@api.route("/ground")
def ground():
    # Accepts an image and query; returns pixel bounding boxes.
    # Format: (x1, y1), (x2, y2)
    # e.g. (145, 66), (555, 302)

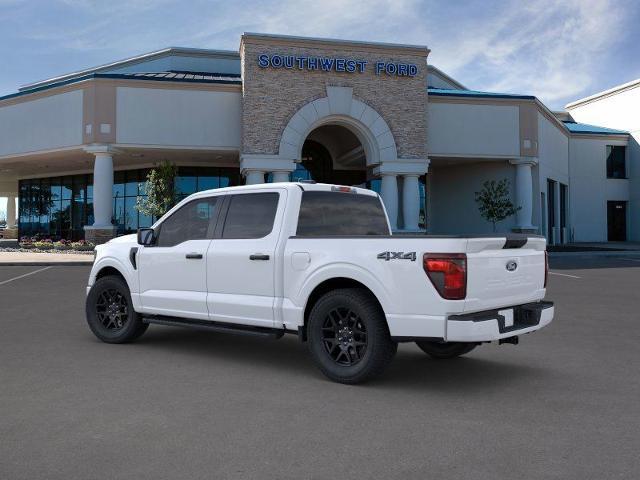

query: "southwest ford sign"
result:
(257, 54), (418, 77)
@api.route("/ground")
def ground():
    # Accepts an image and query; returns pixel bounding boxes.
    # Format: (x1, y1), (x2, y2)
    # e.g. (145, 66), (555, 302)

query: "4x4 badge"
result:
(377, 251), (417, 262)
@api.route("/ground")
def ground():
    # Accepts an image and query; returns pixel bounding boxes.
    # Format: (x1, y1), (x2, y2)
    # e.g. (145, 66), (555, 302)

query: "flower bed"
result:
(13, 236), (96, 255)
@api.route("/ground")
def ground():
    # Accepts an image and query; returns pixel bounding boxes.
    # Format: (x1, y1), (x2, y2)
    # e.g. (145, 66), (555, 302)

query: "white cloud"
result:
(426, 0), (631, 107)
(2, 0), (635, 108)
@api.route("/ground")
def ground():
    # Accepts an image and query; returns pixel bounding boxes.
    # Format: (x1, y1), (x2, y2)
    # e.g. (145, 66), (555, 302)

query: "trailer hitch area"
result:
(499, 336), (519, 345)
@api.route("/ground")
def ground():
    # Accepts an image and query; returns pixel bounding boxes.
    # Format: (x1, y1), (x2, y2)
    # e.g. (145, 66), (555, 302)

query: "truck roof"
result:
(190, 182), (380, 198)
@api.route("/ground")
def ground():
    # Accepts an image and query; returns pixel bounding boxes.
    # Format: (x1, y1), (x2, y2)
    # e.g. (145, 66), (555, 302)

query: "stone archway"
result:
(278, 86), (398, 166)
(240, 85), (429, 231)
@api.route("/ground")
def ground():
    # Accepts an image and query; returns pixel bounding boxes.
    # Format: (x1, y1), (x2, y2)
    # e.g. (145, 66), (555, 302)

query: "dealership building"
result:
(0, 33), (637, 243)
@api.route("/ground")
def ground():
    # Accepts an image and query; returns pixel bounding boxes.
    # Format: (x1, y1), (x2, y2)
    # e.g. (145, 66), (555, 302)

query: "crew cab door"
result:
(138, 196), (220, 320)
(206, 190), (285, 328)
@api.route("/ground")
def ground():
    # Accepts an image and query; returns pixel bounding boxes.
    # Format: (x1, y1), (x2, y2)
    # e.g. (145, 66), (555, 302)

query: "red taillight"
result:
(423, 253), (467, 300)
(544, 250), (549, 288)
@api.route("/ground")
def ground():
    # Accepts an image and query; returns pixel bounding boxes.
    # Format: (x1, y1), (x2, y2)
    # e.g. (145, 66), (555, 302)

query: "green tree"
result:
(474, 179), (520, 232)
(136, 161), (178, 218)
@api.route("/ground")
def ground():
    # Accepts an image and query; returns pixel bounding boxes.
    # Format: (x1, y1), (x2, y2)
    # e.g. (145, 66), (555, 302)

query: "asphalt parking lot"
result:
(1, 256), (639, 479)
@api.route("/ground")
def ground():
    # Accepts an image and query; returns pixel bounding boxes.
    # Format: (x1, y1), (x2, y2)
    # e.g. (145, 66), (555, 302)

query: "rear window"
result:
(296, 191), (390, 236)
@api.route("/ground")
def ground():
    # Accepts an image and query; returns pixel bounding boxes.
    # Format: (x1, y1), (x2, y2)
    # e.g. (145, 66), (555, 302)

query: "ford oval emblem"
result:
(506, 260), (518, 272)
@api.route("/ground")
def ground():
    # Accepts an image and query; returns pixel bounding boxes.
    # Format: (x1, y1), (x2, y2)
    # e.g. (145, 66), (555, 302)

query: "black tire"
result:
(86, 275), (148, 344)
(307, 288), (397, 384)
(415, 340), (477, 359)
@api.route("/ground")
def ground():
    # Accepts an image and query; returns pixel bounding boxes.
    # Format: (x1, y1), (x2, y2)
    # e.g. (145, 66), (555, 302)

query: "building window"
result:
(18, 166), (240, 241)
(606, 145), (626, 179)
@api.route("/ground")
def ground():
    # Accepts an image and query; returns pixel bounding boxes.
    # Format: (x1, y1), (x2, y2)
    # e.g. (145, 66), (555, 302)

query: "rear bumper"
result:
(445, 301), (554, 342)
(387, 301), (554, 342)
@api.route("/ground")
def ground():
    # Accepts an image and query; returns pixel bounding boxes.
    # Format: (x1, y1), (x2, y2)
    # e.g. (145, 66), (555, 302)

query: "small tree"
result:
(474, 179), (520, 232)
(136, 161), (178, 218)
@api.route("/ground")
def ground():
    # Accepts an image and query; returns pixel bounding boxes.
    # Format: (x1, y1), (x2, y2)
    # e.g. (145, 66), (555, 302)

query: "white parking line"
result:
(0, 266), (52, 286)
(549, 271), (581, 279)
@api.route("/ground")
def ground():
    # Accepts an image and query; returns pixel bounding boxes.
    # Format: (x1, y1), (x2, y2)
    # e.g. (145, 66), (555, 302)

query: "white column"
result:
(92, 151), (114, 227)
(510, 158), (537, 231)
(6, 195), (16, 228)
(402, 174), (421, 231)
(241, 154), (294, 186)
(271, 171), (290, 183)
(375, 159), (429, 232)
(380, 174), (398, 230)
(245, 170), (265, 185)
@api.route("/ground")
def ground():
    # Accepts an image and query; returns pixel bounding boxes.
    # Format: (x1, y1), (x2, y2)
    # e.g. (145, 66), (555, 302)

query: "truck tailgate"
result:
(464, 236), (546, 312)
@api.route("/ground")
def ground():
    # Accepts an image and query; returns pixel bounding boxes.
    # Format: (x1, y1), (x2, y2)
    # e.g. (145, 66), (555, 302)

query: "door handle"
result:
(249, 254), (270, 261)
(185, 253), (203, 259)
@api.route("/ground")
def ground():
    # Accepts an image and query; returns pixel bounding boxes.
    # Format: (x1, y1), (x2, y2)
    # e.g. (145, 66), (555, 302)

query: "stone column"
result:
(510, 157), (537, 232)
(271, 171), (290, 183)
(380, 174), (399, 230)
(6, 195), (16, 229)
(244, 170), (265, 185)
(402, 174), (421, 231)
(84, 145), (118, 244)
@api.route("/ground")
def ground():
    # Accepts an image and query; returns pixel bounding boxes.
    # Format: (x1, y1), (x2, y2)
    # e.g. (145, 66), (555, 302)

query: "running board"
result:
(142, 315), (284, 339)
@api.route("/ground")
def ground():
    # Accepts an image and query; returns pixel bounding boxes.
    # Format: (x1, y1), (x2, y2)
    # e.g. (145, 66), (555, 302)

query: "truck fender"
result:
(295, 262), (395, 316)
(90, 256), (138, 294)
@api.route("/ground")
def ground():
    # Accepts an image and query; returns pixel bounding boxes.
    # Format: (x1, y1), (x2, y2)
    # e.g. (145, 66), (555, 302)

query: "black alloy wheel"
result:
(321, 307), (368, 366)
(307, 288), (397, 384)
(95, 288), (129, 331)
(86, 275), (148, 343)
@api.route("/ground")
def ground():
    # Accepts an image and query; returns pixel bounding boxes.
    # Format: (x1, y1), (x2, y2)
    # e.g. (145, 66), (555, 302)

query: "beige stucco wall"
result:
(429, 161), (517, 234)
(427, 101), (520, 157)
(567, 86), (639, 241)
(0, 90), (83, 157)
(240, 36), (428, 160)
(115, 86), (242, 148)
(569, 136), (629, 241)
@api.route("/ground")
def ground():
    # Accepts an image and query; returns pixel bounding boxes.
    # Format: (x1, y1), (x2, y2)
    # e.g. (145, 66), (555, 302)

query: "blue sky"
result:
(1, 0), (640, 216)
(1, 0), (639, 108)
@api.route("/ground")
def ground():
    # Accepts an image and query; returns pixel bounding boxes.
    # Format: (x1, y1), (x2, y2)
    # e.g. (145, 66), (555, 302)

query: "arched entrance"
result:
(240, 86), (428, 231)
(293, 124), (372, 187)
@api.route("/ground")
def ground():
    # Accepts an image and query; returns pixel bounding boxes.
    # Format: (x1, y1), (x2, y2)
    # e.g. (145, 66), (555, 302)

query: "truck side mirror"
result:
(137, 228), (156, 246)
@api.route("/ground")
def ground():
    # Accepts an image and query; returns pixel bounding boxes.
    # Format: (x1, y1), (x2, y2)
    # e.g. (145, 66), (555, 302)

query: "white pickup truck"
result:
(86, 182), (553, 383)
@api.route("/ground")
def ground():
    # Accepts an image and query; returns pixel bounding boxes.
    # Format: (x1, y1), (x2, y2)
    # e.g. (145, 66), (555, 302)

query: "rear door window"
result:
(222, 193), (280, 239)
(296, 191), (390, 236)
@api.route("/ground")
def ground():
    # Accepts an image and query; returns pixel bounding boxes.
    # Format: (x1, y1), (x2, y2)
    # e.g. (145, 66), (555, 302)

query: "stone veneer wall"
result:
(84, 227), (117, 245)
(241, 37), (428, 160)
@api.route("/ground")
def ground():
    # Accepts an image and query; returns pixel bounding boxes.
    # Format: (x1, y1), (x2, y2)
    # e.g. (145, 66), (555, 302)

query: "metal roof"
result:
(562, 121), (628, 135)
(19, 47), (240, 92)
(121, 71), (241, 82)
(428, 87), (535, 100)
(0, 71), (241, 103)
